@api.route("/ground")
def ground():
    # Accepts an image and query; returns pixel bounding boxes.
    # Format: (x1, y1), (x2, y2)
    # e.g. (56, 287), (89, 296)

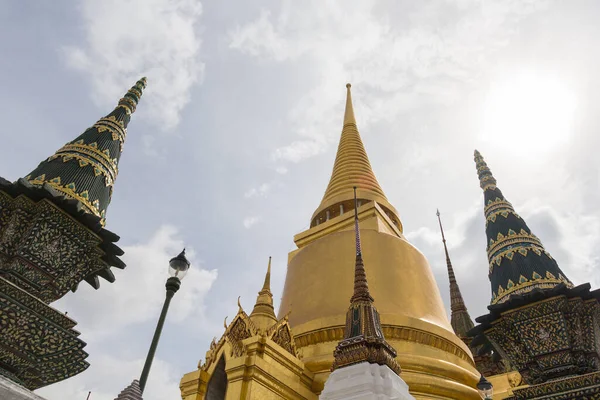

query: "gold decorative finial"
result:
(262, 256), (272, 291)
(237, 296), (242, 311)
(224, 316), (228, 329)
(343, 82), (356, 126)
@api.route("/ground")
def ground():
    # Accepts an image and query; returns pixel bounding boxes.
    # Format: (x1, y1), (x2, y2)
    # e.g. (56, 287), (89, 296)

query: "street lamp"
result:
(139, 249), (191, 393)
(477, 375), (493, 400)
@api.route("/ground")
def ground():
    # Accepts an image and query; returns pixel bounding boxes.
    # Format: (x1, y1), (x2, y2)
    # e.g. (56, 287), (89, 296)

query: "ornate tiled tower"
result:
(473, 150), (573, 303)
(469, 151), (600, 399)
(0, 78), (146, 390)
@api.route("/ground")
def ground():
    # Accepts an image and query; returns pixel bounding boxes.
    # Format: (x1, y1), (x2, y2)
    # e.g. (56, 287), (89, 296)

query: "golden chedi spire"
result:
(249, 256), (278, 332)
(311, 84), (401, 230)
(278, 84), (480, 398)
(331, 188), (401, 374)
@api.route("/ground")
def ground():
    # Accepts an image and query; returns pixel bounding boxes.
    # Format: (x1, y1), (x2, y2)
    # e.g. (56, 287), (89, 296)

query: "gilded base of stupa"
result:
(279, 202), (481, 399)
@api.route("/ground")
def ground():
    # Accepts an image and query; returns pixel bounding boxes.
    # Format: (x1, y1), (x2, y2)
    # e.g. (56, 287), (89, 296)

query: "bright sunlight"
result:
(481, 71), (577, 154)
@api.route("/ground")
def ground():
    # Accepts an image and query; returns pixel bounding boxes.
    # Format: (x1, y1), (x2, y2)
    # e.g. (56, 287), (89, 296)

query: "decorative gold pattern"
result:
(509, 370), (600, 399)
(0, 193), (108, 303)
(49, 141), (119, 186)
(484, 295), (600, 386)
(268, 318), (298, 357)
(28, 176), (103, 222)
(0, 277), (89, 390)
(494, 276), (572, 304)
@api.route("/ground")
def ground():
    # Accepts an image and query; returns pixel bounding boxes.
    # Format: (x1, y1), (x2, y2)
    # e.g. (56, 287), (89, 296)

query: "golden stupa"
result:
(180, 84), (481, 399)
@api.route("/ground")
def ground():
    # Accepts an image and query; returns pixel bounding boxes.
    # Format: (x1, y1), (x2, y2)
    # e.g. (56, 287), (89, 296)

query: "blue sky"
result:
(1, 1), (599, 399)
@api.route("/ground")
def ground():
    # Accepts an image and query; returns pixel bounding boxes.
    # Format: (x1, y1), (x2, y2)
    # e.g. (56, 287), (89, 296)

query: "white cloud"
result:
(51, 225), (218, 340)
(37, 355), (179, 400)
(275, 166), (288, 174)
(229, 0), (550, 164)
(243, 216), (261, 229)
(244, 183), (271, 198)
(36, 225), (217, 400)
(518, 200), (600, 287)
(63, 0), (204, 130)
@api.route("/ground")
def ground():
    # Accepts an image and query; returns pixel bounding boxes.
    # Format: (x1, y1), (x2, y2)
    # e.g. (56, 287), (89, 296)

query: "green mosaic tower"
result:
(470, 151), (600, 399)
(473, 150), (573, 304)
(0, 78), (146, 390)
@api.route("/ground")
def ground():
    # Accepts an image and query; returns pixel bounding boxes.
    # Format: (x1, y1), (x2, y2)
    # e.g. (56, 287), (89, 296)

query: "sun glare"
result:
(481, 71), (576, 155)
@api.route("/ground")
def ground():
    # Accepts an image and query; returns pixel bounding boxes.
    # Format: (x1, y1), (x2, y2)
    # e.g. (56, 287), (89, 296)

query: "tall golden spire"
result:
(331, 187), (401, 374)
(250, 257), (277, 331)
(311, 84), (401, 230)
(436, 210), (474, 338)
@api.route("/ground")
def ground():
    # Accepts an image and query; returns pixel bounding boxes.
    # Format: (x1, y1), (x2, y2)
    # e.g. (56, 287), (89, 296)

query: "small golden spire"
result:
(331, 187), (401, 374)
(262, 256), (272, 292)
(343, 83), (356, 126)
(249, 257), (278, 332)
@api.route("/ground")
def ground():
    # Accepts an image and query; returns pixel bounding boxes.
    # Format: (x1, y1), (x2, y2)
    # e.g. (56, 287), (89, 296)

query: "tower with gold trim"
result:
(0, 78), (146, 390)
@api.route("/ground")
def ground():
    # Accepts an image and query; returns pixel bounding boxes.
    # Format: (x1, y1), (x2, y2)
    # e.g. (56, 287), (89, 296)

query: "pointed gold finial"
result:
(237, 296), (242, 311)
(223, 316), (228, 329)
(261, 256), (272, 291)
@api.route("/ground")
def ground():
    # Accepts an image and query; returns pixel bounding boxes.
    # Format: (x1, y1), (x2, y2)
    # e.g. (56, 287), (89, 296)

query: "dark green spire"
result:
(24, 77), (147, 226)
(473, 150), (573, 304)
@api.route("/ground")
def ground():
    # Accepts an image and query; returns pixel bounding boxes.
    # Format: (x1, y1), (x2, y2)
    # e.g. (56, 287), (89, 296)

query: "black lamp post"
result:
(138, 249), (190, 393)
(477, 374), (493, 400)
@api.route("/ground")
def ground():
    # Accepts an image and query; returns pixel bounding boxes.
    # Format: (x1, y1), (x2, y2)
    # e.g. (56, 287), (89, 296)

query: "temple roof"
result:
(25, 77), (147, 227)
(436, 210), (474, 338)
(473, 150), (573, 305)
(311, 84), (401, 230)
(331, 187), (401, 374)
